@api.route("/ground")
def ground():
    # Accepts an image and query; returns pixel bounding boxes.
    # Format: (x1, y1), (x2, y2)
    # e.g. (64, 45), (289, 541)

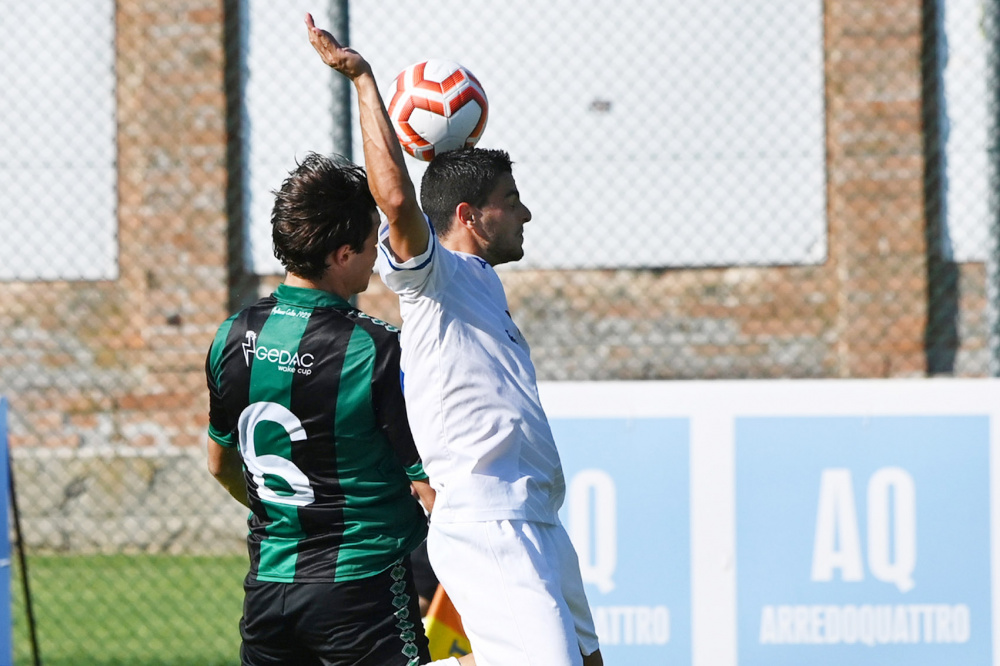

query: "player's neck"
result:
(442, 233), (495, 266)
(284, 272), (352, 301)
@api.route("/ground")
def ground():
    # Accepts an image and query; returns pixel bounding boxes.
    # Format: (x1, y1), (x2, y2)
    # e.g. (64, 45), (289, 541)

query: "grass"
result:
(11, 554), (246, 666)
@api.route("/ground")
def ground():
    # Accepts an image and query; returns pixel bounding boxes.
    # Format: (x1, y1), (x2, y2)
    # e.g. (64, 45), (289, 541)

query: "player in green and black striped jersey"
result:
(207, 285), (426, 583)
(206, 153), (437, 666)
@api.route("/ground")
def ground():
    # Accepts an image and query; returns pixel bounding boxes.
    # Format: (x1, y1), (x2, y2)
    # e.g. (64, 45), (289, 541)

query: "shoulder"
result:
(452, 252), (503, 296)
(349, 310), (400, 336)
(208, 308), (245, 354)
(344, 311), (403, 376)
(377, 218), (461, 295)
(455, 252), (492, 272)
(345, 310), (402, 354)
(214, 295), (277, 338)
(207, 295), (277, 357)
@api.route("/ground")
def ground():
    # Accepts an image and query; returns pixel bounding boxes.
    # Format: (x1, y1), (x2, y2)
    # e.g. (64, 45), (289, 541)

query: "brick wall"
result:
(0, 0), (991, 552)
(3, 0), (988, 448)
(1, 0), (229, 451)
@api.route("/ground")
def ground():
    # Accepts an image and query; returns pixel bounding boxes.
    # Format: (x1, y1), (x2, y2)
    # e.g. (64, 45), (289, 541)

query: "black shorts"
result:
(240, 557), (431, 666)
(410, 540), (439, 602)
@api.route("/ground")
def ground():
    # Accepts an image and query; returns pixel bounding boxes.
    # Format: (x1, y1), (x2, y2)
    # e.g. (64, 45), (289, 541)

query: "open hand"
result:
(305, 12), (371, 80)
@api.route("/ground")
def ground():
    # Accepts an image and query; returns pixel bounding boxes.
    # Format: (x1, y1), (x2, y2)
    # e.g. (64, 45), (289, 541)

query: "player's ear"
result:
(455, 202), (478, 232)
(329, 245), (353, 267)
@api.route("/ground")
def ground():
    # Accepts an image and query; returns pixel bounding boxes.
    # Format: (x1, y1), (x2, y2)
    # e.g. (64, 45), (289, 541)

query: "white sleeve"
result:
(375, 215), (451, 297)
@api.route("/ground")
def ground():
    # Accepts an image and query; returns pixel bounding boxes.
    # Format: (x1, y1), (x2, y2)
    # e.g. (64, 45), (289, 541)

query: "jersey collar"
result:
(273, 283), (352, 310)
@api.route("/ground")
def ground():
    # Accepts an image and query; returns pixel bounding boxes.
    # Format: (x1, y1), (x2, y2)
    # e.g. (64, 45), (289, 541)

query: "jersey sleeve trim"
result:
(378, 216), (436, 272)
(208, 422), (236, 448)
(403, 461), (429, 482)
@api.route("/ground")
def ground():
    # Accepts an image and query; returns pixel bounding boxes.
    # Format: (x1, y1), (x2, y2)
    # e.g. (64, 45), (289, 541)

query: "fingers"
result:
(305, 12), (325, 43)
(305, 12), (338, 52)
(306, 15), (331, 58)
(304, 11), (369, 78)
(305, 12), (328, 43)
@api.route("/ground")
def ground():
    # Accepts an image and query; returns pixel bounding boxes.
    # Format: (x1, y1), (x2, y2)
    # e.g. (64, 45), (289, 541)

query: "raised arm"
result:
(305, 13), (429, 262)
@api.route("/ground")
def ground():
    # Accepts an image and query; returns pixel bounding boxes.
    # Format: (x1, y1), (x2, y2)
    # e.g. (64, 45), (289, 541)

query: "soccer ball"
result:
(387, 60), (489, 162)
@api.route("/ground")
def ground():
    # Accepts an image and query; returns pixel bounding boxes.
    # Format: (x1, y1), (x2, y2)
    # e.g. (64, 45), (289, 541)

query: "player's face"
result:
(347, 214), (380, 294)
(475, 173), (532, 266)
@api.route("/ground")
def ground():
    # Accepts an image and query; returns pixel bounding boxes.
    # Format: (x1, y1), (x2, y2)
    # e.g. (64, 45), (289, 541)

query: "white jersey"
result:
(376, 218), (565, 524)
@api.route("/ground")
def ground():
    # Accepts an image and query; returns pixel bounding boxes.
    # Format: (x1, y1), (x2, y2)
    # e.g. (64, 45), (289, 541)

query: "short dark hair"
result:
(270, 152), (378, 281)
(420, 148), (513, 237)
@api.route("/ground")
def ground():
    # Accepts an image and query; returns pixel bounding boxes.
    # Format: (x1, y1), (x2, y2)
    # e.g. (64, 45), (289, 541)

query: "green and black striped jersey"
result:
(206, 284), (427, 583)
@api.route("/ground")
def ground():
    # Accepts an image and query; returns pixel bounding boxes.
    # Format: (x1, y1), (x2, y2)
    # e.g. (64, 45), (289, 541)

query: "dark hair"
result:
(270, 153), (378, 281)
(420, 148), (513, 237)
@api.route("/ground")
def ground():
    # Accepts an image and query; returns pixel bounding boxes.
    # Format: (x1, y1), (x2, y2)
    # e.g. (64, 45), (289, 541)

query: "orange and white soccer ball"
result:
(387, 60), (489, 162)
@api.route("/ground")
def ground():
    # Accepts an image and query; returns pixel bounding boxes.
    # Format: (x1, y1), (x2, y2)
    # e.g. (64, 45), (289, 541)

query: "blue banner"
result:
(735, 415), (992, 666)
(553, 417), (691, 664)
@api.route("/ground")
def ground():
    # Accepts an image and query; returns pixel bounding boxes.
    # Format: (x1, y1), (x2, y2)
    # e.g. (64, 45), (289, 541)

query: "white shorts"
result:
(427, 519), (600, 666)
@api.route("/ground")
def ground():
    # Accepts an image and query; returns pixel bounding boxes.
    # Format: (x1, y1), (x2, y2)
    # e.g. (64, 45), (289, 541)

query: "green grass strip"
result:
(11, 554), (245, 666)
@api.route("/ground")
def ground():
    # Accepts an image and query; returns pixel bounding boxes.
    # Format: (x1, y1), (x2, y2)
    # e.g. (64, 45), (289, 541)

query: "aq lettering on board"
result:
(734, 415), (992, 666)
(551, 417), (691, 664)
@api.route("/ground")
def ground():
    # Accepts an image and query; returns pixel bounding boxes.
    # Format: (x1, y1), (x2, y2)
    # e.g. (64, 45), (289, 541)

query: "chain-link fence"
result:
(0, 0), (997, 662)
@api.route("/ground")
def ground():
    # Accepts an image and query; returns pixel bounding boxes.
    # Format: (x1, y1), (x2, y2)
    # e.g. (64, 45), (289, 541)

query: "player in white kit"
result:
(307, 14), (603, 666)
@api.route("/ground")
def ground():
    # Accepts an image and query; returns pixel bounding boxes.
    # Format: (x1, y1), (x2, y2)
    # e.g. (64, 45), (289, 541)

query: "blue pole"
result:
(3, 399), (38, 665)
(0, 399), (11, 664)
